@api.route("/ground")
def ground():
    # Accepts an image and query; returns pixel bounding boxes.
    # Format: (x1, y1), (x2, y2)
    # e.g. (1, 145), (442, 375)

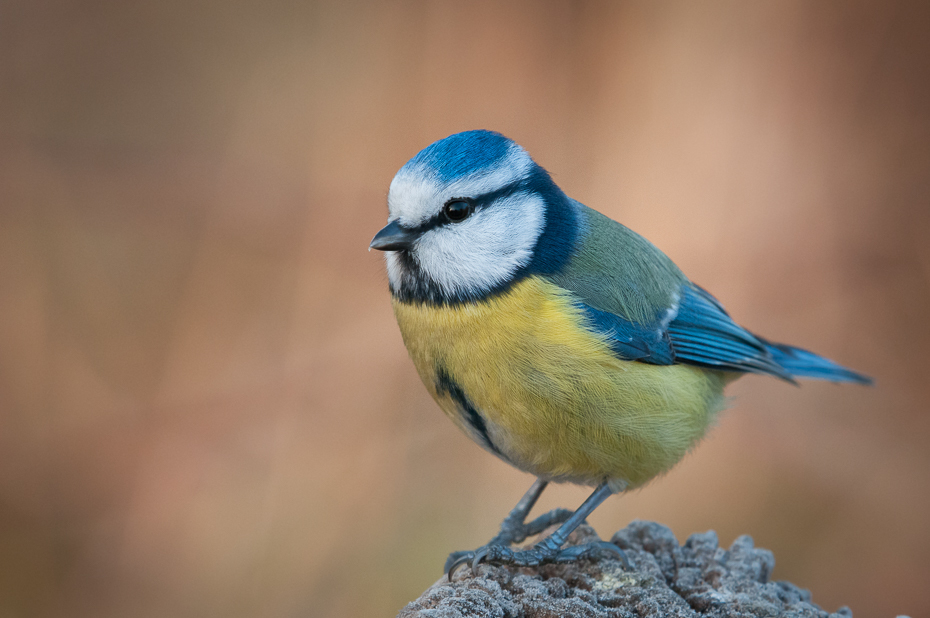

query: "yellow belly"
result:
(392, 276), (729, 489)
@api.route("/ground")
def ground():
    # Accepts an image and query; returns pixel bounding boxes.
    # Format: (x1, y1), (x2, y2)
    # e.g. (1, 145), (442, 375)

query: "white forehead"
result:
(387, 143), (534, 226)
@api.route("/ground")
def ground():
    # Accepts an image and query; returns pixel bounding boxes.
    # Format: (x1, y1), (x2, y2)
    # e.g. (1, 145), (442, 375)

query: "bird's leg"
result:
(445, 478), (574, 575)
(488, 479), (557, 546)
(468, 482), (629, 572)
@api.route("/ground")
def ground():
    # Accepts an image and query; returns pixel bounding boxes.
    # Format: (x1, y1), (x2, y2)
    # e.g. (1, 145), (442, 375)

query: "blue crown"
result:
(403, 130), (514, 182)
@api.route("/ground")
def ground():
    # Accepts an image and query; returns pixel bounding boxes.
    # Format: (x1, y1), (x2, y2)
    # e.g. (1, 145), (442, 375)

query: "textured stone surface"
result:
(397, 521), (854, 618)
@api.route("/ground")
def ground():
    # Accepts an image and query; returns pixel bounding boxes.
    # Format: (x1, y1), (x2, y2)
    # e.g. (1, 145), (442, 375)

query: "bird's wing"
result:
(567, 281), (793, 381)
(547, 201), (793, 380)
(664, 284), (793, 381)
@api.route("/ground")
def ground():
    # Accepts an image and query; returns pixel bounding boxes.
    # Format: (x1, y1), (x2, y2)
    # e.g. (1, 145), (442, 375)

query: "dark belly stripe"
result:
(435, 366), (505, 459)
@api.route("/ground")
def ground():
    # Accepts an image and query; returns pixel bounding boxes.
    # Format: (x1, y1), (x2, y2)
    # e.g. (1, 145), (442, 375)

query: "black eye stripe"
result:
(405, 178), (533, 236)
(470, 177), (533, 207)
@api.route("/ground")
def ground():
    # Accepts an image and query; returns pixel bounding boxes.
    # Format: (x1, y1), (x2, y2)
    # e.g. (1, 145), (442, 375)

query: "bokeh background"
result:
(2, 1), (929, 616)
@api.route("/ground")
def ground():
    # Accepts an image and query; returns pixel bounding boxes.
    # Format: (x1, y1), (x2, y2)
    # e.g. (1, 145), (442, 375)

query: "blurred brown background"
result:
(2, 1), (928, 616)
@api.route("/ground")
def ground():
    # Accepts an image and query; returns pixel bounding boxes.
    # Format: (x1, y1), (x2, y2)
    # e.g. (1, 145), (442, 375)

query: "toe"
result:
(555, 541), (630, 568)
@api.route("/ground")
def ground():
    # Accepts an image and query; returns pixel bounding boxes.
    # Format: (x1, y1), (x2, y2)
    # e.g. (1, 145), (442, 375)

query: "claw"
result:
(470, 546), (490, 574)
(595, 541), (631, 569)
(446, 553), (474, 580)
(444, 550), (471, 574)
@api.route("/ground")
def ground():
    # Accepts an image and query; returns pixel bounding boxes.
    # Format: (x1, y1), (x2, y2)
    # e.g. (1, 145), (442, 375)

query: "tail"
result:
(759, 338), (873, 385)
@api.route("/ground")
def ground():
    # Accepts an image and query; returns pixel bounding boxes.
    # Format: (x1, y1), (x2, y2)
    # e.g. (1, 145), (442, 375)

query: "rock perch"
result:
(398, 520), (855, 618)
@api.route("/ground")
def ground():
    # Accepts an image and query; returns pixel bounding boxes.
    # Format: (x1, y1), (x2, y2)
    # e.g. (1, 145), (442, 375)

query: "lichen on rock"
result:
(397, 521), (853, 618)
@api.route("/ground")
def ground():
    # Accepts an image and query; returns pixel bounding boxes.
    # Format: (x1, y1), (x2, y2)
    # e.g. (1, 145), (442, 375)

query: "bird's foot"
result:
(443, 507), (573, 574)
(446, 539), (628, 578)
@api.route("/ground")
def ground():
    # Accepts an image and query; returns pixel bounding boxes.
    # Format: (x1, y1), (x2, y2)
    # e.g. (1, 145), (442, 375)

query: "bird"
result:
(369, 129), (871, 576)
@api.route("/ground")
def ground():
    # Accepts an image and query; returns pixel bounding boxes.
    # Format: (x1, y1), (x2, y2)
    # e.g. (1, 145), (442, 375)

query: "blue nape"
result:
(404, 130), (512, 182)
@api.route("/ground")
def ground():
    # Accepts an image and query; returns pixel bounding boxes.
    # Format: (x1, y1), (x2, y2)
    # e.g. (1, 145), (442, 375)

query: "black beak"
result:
(370, 220), (418, 251)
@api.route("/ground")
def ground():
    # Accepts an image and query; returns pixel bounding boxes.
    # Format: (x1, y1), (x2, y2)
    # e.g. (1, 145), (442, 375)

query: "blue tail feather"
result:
(760, 339), (873, 385)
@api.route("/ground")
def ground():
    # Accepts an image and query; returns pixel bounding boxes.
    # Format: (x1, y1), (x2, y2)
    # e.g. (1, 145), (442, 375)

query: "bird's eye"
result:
(443, 200), (472, 223)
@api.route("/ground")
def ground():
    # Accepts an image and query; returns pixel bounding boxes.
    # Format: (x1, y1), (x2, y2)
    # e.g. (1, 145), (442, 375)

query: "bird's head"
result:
(371, 130), (576, 304)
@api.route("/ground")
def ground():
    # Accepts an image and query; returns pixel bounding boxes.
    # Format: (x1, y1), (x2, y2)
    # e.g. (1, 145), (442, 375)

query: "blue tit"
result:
(369, 130), (871, 574)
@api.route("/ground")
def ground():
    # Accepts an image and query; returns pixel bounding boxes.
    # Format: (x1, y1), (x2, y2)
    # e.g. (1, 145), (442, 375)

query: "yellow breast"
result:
(392, 276), (728, 489)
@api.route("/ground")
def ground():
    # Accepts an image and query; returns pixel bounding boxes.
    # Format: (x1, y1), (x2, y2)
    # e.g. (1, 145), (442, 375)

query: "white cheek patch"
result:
(385, 251), (405, 293)
(406, 194), (546, 299)
(387, 144), (534, 227)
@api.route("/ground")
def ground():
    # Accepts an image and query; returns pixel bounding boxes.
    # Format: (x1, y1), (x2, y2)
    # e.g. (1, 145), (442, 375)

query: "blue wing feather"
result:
(759, 338), (873, 385)
(577, 282), (870, 384)
(575, 281), (793, 379)
(577, 302), (674, 364)
(667, 285), (795, 381)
